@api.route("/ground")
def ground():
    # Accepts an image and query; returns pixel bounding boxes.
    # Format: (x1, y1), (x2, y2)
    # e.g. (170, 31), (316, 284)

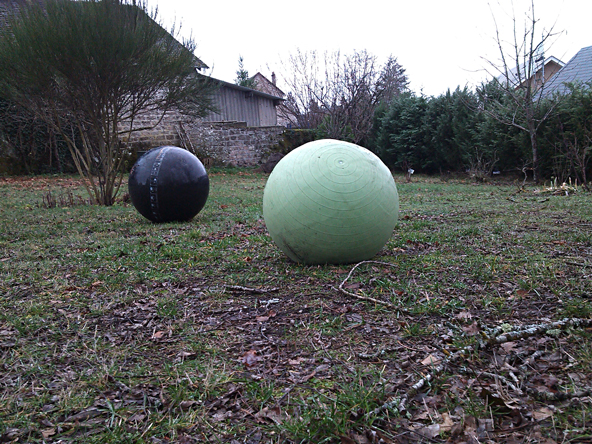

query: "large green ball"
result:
(263, 139), (399, 265)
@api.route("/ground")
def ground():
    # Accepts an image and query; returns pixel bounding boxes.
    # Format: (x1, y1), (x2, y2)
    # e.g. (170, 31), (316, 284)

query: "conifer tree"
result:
(235, 55), (256, 89)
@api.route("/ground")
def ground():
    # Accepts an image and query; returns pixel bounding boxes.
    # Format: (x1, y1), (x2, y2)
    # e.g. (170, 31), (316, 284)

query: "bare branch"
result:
(279, 50), (407, 144)
(477, 0), (564, 182)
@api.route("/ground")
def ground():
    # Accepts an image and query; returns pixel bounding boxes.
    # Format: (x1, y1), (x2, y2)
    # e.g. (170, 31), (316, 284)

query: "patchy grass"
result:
(0, 172), (591, 443)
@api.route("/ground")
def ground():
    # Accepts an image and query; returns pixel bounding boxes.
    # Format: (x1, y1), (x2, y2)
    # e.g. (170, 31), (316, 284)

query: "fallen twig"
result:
(367, 345), (475, 418)
(526, 386), (592, 401)
(357, 349), (389, 360)
(224, 285), (279, 294)
(484, 317), (592, 346)
(519, 350), (545, 371)
(367, 316), (592, 421)
(334, 284), (397, 308)
(334, 260), (405, 310)
(565, 261), (592, 268)
(460, 368), (524, 395)
(483, 370), (523, 394)
(397, 363), (445, 412)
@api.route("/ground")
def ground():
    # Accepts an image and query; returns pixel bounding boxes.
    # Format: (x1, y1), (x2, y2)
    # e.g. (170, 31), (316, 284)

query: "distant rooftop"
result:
(541, 46), (592, 97)
(499, 55), (565, 87)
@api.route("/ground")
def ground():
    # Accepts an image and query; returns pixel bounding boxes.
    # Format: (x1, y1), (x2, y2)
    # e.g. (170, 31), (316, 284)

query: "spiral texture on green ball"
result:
(263, 139), (399, 264)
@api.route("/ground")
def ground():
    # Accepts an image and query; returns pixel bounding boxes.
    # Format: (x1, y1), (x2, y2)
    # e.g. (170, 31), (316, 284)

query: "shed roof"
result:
(213, 77), (284, 103)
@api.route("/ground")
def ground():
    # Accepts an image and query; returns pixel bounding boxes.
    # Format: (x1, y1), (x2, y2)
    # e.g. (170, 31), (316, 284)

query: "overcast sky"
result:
(153, 0), (592, 97)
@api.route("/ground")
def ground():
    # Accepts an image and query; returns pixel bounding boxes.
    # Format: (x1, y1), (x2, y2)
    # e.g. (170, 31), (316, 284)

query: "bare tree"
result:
(468, 146), (500, 183)
(558, 136), (590, 190)
(0, 0), (216, 205)
(279, 50), (326, 130)
(280, 49), (407, 145)
(478, 0), (560, 183)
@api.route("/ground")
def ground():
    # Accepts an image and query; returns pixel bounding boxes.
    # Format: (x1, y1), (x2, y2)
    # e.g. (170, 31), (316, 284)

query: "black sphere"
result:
(128, 146), (209, 223)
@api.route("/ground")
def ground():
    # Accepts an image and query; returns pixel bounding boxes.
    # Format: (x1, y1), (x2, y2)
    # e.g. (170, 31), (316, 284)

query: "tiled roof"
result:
(542, 46), (592, 97)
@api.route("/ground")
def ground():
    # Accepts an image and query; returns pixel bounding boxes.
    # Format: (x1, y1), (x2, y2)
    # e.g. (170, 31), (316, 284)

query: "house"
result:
(251, 72), (284, 98)
(0, 0), (284, 128)
(128, 72), (285, 167)
(249, 72), (296, 127)
(249, 71), (304, 128)
(177, 77), (286, 167)
(0, 0), (286, 168)
(203, 78), (283, 127)
(527, 56), (564, 90)
(540, 46), (592, 97)
(500, 55), (565, 91)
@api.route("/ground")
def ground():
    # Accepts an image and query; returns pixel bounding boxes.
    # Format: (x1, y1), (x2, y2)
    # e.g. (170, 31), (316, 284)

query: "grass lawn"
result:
(0, 170), (591, 443)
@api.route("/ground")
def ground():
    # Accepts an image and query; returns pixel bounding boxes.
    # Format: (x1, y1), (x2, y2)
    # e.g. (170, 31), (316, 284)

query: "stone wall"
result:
(183, 121), (285, 167)
(126, 109), (182, 150)
(126, 109), (285, 167)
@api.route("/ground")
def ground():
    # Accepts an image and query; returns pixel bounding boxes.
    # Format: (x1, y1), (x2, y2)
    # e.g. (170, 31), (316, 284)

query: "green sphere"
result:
(263, 139), (399, 265)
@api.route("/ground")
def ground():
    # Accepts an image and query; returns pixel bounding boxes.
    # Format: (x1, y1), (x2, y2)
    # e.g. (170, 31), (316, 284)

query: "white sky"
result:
(152, 0), (592, 97)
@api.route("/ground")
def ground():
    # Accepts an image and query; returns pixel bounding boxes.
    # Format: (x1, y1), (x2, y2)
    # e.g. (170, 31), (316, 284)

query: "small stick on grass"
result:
(367, 345), (475, 418)
(526, 386), (592, 401)
(333, 260), (403, 309)
(224, 285), (279, 294)
(368, 317), (592, 420)
(485, 317), (592, 345)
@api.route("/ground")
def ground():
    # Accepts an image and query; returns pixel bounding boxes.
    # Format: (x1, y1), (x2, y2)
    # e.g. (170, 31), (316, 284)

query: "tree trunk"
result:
(530, 130), (539, 184)
(527, 107), (539, 184)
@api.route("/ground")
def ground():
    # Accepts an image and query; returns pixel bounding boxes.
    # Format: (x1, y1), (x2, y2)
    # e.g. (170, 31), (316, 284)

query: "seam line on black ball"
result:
(149, 146), (170, 222)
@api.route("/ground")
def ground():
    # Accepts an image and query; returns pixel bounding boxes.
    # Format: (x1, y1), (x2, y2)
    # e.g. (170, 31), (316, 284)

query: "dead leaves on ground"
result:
(2, 264), (592, 443)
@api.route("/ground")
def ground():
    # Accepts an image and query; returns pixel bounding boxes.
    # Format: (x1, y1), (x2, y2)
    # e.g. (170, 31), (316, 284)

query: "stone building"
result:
(127, 75), (285, 167)
(0, 0), (286, 168)
(250, 72), (295, 127)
